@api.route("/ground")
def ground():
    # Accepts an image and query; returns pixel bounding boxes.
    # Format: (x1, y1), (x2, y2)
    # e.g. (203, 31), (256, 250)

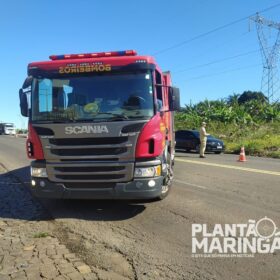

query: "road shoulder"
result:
(0, 164), (97, 280)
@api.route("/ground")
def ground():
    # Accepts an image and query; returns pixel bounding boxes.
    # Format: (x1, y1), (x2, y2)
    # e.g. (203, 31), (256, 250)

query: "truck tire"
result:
(157, 150), (173, 200)
(157, 175), (172, 200)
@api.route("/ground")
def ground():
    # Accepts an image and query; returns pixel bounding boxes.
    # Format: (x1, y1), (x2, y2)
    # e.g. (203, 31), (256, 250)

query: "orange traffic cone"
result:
(238, 146), (247, 162)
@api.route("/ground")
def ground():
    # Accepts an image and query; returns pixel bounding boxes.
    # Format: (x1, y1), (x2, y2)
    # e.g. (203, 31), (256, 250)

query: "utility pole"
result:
(250, 13), (280, 102)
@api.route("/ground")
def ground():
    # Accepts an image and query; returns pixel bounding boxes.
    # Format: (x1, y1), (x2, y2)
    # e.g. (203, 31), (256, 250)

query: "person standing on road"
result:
(199, 122), (209, 158)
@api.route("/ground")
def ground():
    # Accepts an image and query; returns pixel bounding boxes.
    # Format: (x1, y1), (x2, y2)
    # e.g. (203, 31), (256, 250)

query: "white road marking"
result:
(176, 158), (280, 176)
(173, 179), (207, 189)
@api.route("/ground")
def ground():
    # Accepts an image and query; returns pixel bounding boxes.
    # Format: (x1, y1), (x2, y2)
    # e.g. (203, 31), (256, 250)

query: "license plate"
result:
(217, 146), (222, 149)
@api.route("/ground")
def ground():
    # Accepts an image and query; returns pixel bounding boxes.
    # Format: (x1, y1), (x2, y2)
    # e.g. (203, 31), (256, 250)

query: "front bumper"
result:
(30, 176), (164, 199)
(30, 160), (164, 199)
(206, 145), (224, 152)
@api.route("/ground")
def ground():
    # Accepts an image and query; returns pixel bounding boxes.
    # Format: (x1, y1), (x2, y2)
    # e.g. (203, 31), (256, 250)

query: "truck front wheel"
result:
(157, 151), (173, 200)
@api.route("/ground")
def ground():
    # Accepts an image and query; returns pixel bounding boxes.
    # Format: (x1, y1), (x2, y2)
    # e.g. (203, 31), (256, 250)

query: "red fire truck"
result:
(19, 50), (180, 200)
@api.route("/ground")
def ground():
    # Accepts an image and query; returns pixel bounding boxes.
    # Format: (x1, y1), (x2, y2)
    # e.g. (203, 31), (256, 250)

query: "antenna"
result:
(250, 13), (280, 102)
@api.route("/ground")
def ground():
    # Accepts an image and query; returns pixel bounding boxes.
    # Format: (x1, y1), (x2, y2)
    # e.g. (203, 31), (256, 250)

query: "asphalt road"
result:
(0, 135), (279, 280)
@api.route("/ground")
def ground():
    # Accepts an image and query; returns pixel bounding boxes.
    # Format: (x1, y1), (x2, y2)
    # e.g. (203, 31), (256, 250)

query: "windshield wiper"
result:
(65, 116), (129, 123)
(126, 115), (151, 120)
(32, 119), (76, 123)
(70, 118), (104, 123)
(96, 112), (129, 121)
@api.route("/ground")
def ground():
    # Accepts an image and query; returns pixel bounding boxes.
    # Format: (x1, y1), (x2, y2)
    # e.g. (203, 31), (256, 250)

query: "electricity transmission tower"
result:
(250, 13), (280, 102)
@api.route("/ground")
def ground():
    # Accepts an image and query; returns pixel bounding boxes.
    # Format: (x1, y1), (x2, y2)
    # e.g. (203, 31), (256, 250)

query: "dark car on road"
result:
(175, 130), (224, 154)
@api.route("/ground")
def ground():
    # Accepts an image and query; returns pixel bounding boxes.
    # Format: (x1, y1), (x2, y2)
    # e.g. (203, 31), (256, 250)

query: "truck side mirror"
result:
(19, 89), (28, 117)
(22, 76), (33, 89)
(169, 87), (180, 111)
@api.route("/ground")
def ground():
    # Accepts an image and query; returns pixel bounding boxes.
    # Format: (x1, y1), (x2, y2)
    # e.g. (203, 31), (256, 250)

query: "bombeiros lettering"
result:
(59, 63), (111, 74)
(65, 125), (109, 134)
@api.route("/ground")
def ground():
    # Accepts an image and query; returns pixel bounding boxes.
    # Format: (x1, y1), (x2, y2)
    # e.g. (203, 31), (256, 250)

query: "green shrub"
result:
(176, 96), (280, 158)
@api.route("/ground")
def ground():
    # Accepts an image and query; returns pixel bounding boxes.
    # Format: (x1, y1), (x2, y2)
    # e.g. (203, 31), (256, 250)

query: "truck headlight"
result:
(31, 167), (48, 178)
(134, 165), (161, 178)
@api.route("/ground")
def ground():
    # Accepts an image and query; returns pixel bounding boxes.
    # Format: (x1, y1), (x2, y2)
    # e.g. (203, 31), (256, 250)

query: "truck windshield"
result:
(32, 71), (154, 122)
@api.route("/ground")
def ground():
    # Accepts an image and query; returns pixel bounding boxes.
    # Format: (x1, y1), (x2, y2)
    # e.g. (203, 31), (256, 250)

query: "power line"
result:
(171, 31), (252, 70)
(153, 2), (280, 56)
(185, 63), (262, 82)
(173, 48), (261, 74)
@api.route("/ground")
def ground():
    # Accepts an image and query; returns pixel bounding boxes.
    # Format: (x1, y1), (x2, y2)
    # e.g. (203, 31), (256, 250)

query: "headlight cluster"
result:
(31, 167), (48, 178)
(134, 165), (161, 178)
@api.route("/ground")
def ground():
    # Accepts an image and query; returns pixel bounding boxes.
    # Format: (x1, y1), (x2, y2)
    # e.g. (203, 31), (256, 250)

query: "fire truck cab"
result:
(19, 50), (180, 200)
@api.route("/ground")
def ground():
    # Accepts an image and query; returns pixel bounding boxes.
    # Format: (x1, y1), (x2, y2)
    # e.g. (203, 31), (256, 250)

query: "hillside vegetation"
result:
(175, 91), (280, 158)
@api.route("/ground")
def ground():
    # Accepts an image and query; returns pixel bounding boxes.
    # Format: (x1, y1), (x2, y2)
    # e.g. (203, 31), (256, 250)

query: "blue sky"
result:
(1, 0), (280, 128)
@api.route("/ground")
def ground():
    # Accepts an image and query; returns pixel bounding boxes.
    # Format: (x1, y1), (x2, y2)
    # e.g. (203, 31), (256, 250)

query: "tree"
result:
(227, 93), (240, 106)
(238, 91), (268, 104)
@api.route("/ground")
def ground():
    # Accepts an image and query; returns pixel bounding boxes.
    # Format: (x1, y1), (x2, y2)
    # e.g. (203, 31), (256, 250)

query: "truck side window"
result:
(155, 70), (163, 111)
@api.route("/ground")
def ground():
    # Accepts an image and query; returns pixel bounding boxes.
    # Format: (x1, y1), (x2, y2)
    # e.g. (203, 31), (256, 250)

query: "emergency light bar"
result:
(49, 50), (137, 60)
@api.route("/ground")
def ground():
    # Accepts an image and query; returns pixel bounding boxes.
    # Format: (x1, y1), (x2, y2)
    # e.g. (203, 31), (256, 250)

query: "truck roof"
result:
(28, 50), (161, 75)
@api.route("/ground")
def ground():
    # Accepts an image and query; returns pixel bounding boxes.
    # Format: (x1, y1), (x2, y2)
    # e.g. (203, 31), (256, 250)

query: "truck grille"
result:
(42, 134), (135, 183)
(45, 136), (131, 160)
(54, 166), (125, 172)
(46, 162), (134, 183)
(56, 174), (124, 180)
(63, 182), (116, 189)
(49, 137), (128, 146)
(51, 147), (127, 156)
(32, 120), (149, 185)
(60, 158), (119, 162)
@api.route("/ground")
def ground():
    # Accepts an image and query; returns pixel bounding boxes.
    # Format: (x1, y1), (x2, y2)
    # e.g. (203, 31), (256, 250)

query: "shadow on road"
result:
(45, 199), (146, 222)
(0, 166), (146, 222)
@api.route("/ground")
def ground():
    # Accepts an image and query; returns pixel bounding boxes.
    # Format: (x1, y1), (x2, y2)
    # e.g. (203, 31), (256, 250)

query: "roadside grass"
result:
(213, 123), (280, 158)
(224, 135), (280, 158)
(176, 121), (280, 158)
